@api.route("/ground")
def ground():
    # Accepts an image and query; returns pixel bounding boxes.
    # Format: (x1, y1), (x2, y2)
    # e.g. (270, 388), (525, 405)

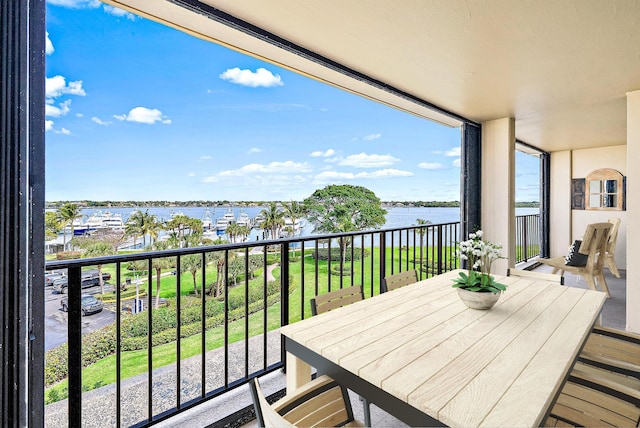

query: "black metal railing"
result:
(515, 213), (541, 264)
(44, 222), (460, 427)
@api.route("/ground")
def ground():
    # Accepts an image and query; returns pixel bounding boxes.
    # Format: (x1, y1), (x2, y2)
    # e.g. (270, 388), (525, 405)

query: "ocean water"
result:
(75, 205), (538, 234)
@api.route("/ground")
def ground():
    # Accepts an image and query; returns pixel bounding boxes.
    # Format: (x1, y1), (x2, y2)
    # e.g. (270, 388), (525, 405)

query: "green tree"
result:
(304, 185), (387, 265)
(181, 254), (202, 296)
(45, 211), (62, 241)
(283, 200), (306, 257)
(138, 210), (162, 247)
(57, 203), (83, 250)
(125, 210), (144, 249)
(148, 241), (175, 308)
(416, 218), (432, 263)
(259, 202), (285, 240)
(83, 242), (117, 295)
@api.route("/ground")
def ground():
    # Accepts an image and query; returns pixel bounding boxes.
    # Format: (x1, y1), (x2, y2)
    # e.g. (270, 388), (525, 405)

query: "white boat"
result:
(66, 210), (125, 235)
(236, 210), (251, 228)
(280, 217), (305, 237)
(201, 208), (214, 231)
(215, 208), (236, 234)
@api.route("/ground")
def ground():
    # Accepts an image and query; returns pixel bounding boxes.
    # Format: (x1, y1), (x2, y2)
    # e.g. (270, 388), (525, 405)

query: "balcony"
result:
(43, 214), (618, 427)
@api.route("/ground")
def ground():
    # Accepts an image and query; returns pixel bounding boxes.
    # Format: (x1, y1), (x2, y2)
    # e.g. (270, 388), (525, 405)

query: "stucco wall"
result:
(571, 145), (627, 268)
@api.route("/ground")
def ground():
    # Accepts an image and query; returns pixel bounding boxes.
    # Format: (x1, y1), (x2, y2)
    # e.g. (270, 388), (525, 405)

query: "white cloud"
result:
(452, 158), (461, 167)
(91, 116), (111, 126)
(203, 161), (312, 183)
(313, 168), (412, 183)
(418, 162), (443, 170)
(219, 67), (283, 88)
(188, 172), (196, 177)
(337, 153), (398, 168)
(103, 5), (135, 20)
(45, 120), (54, 131)
(46, 75), (86, 98)
(118, 107), (170, 125)
(199, 155), (212, 160)
(45, 99), (72, 117)
(445, 147), (461, 157)
(46, 0), (101, 8)
(46, 32), (55, 55)
(362, 133), (382, 141)
(248, 148), (262, 154)
(310, 149), (335, 157)
(56, 128), (72, 135)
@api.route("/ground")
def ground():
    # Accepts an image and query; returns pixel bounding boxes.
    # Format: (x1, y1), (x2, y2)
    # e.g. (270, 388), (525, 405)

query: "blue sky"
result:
(45, 0), (540, 202)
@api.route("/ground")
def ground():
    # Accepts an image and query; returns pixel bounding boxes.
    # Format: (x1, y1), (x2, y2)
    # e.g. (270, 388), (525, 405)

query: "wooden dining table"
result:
(280, 269), (607, 427)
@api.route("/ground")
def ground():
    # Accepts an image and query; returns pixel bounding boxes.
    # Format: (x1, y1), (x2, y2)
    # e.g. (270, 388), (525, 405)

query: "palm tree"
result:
(260, 202), (285, 240)
(416, 218), (432, 265)
(125, 210), (145, 249)
(181, 254), (202, 296)
(237, 224), (251, 242)
(283, 200), (306, 257)
(84, 242), (116, 295)
(148, 241), (175, 308)
(226, 222), (240, 243)
(57, 203), (83, 250)
(138, 210), (161, 247)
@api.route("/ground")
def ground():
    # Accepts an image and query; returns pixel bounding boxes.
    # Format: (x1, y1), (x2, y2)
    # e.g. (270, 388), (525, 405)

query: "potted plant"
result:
(452, 230), (506, 309)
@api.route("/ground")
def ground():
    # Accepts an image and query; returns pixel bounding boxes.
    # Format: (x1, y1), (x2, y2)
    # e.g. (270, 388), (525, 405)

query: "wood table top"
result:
(281, 269), (607, 427)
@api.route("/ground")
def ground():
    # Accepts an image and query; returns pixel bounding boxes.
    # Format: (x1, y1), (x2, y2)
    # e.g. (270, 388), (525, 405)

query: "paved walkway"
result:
(44, 329), (283, 427)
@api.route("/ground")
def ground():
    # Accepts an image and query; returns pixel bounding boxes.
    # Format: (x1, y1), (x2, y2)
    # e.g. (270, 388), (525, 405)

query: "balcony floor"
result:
(531, 265), (626, 330)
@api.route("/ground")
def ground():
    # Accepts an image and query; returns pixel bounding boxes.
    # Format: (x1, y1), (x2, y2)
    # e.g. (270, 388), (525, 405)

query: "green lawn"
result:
(45, 244), (463, 401)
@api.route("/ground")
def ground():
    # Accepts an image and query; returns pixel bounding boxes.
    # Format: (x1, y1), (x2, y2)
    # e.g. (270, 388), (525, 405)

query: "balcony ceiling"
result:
(106, 0), (640, 152)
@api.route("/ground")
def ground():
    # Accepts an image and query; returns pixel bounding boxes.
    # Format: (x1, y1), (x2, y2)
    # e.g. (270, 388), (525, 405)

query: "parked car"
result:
(60, 294), (104, 316)
(51, 270), (109, 294)
(44, 271), (65, 287)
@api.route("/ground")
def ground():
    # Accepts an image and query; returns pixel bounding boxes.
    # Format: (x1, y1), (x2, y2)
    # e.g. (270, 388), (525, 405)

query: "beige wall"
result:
(627, 90), (640, 333)
(549, 151), (572, 257)
(481, 117), (515, 275)
(571, 145), (627, 268)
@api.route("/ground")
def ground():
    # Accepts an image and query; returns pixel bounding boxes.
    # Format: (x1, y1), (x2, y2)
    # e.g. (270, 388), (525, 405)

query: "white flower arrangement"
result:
(452, 230), (506, 294)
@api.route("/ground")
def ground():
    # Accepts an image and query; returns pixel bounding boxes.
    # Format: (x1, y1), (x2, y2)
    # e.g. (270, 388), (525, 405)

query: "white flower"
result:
(475, 230), (483, 237)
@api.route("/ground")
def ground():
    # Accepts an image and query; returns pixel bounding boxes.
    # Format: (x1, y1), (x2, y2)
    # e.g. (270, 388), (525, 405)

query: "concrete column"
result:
(481, 117), (515, 275)
(549, 151), (572, 256)
(626, 90), (640, 333)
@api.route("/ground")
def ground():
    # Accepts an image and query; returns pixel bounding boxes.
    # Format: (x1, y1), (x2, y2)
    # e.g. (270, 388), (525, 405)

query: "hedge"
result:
(44, 281), (283, 387)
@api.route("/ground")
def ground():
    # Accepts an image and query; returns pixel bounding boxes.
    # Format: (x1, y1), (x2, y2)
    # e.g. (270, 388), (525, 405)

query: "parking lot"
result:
(44, 283), (116, 351)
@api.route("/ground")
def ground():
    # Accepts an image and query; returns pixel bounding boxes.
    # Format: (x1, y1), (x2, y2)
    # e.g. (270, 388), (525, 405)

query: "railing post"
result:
(379, 231), (387, 294)
(280, 242), (290, 369)
(67, 266), (83, 427)
(437, 225), (443, 275)
(523, 216), (529, 262)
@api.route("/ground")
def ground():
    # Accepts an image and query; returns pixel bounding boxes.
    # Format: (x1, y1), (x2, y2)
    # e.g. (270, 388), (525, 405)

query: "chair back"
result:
(506, 268), (564, 285)
(249, 375), (355, 428)
(606, 217), (621, 256)
(382, 269), (418, 292)
(578, 222), (613, 274)
(310, 285), (363, 315)
(249, 378), (294, 428)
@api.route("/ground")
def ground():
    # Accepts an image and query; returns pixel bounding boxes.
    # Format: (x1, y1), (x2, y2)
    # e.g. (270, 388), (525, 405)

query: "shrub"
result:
(56, 251), (81, 260)
(44, 286), (284, 388)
